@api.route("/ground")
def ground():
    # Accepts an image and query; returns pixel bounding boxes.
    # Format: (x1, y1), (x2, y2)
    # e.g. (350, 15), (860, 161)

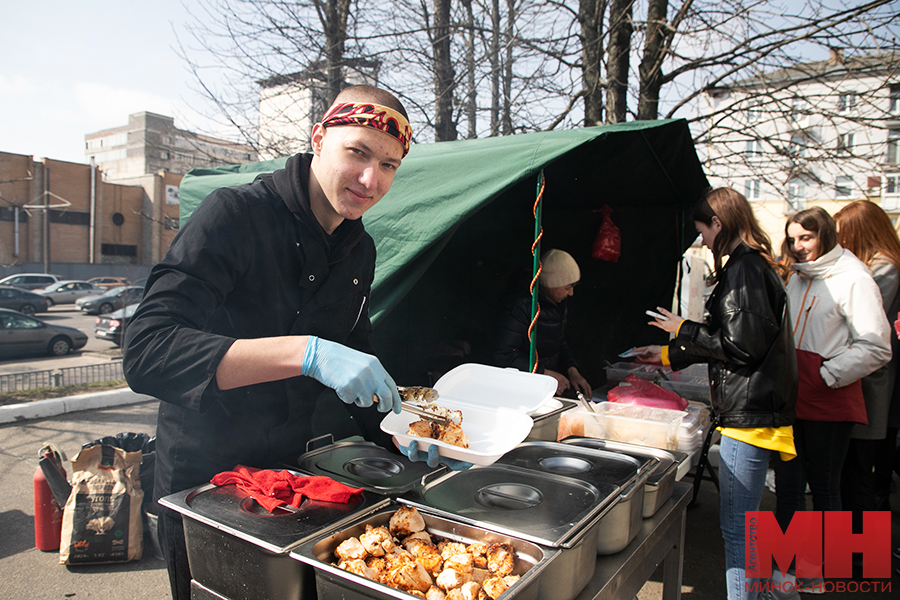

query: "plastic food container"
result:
(381, 364), (557, 466)
(606, 362), (711, 403)
(561, 404), (686, 451)
(604, 361), (669, 384)
(291, 502), (558, 600)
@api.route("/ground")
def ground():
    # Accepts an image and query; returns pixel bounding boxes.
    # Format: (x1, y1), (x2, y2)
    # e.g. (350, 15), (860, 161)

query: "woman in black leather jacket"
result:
(637, 188), (798, 600)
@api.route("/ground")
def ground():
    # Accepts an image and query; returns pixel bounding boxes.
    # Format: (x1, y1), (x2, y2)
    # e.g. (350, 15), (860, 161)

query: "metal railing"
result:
(0, 361), (125, 394)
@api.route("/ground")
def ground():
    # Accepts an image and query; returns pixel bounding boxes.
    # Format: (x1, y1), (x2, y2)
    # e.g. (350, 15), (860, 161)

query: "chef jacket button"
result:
(353, 278), (359, 285)
(309, 275), (315, 282)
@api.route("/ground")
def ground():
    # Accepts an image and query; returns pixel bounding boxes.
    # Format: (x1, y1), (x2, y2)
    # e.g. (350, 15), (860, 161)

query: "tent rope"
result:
(528, 170), (545, 373)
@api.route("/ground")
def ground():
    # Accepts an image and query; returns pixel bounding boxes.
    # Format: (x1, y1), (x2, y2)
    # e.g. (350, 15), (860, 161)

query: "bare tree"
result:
(605, 0), (633, 123)
(578, 0), (608, 127)
(174, 0), (898, 168)
(433, 0), (459, 141)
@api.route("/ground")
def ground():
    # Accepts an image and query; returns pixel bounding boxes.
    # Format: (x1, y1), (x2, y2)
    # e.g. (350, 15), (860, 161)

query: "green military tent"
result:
(179, 119), (709, 388)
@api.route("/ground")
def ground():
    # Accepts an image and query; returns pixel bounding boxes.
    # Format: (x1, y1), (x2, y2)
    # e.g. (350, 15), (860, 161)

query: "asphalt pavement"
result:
(1, 395), (899, 599)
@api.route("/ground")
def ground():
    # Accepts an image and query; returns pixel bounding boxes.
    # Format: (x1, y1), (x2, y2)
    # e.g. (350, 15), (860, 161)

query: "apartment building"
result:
(702, 49), (900, 248)
(85, 112), (257, 182)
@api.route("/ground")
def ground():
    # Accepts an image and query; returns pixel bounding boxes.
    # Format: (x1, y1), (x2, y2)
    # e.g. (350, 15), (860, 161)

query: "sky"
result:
(0, 1), (223, 165)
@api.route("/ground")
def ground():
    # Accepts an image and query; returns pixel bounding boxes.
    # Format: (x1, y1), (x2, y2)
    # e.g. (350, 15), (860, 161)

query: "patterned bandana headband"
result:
(320, 101), (413, 157)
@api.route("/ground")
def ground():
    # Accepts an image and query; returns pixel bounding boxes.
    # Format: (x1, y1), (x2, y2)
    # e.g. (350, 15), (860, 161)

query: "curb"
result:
(0, 388), (156, 424)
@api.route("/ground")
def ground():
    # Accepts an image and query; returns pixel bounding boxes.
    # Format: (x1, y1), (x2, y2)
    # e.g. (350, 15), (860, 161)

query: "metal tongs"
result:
(397, 386), (452, 427)
(576, 391), (595, 413)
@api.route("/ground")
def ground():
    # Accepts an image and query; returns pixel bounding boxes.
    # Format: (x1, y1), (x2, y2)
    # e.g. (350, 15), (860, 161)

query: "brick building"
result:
(0, 150), (182, 271)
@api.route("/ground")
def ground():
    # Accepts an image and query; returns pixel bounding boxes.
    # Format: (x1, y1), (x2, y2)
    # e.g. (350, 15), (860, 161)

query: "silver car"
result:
(0, 308), (88, 358)
(36, 280), (104, 305)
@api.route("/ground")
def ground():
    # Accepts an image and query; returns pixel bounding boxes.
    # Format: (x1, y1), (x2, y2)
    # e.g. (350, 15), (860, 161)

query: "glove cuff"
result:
(302, 335), (319, 378)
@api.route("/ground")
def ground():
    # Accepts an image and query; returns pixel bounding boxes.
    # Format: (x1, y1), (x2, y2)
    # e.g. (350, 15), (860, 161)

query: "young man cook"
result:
(124, 85), (422, 599)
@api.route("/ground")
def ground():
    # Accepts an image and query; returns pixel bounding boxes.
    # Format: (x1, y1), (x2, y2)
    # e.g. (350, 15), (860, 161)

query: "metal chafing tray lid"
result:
(399, 462), (620, 549)
(295, 439), (445, 495)
(497, 441), (650, 490)
(159, 475), (389, 554)
(559, 437), (687, 486)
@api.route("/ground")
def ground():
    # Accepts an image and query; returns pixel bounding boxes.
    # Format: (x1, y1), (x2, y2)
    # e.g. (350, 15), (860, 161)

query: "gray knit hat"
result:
(540, 249), (580, 288)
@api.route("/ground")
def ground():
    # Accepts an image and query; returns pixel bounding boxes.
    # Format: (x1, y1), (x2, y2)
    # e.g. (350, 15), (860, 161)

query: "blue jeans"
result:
(719, 434), (773, 600)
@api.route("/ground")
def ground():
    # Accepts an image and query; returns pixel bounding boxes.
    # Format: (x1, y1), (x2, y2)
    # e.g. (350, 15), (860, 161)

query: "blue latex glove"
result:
(302, 336), (402, 414)
(400, 440), (472, 471)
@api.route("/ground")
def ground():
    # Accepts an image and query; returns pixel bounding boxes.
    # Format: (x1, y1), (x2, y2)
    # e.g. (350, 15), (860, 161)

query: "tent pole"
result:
(528, 170), (545, 373)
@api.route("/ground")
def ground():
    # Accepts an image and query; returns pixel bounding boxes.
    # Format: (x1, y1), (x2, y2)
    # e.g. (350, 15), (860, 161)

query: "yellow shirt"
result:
(720, 427), (796, 461)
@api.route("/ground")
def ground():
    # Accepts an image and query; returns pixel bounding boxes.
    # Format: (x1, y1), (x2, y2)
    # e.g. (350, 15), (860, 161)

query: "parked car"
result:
(36, 280), (104, 305)
(94, 303), (139, 346)
(0, 273), (62, 291)
(132, 277), (148, 288)
(0, 308), (87, 358)
(86, 276), (131, 290)
(0, 286), (51, 316)
(76, 286), (144, 315)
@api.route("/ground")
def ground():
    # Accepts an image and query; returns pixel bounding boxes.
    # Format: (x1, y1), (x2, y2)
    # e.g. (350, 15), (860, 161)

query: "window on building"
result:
(160, 151), (169, 160)
(838, 92), (857, 112)
(787, 179), (806, 212)
(837, 132), (855, 154)
(746, 139), (763, 158)
(791, 96), (806, 119)
(49, 210), (91, 226)
(0, 207), (28, 223)
(888, 130), (900, 164)
(887, 175), (899, 196)
(101, 243), (137, 257)
(835, 176), (853, 197)
(883, 176), (900, 211)
(790, 135), (806, 157)
(747, 100), (761, 122)
(890, 85), (900, 114)
(744, 179), (761, 200)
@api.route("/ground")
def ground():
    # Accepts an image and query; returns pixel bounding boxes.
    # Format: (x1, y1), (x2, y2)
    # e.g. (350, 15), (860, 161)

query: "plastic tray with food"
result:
(381, 364), (557, 466)
(557, 403), (686, 451)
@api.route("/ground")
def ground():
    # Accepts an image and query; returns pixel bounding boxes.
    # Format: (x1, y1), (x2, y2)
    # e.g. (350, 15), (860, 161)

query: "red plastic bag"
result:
(592, 205), (620, 262)
(894, 310), (900, 340)
(607, 374), (688, 411)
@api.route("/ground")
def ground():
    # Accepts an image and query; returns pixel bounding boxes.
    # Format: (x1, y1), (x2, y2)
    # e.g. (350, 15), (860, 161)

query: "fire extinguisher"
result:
(34, 443), (68, 552)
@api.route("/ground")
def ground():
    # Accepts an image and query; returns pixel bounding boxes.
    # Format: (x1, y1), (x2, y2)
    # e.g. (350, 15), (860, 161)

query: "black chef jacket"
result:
(123, 153), (385, 500)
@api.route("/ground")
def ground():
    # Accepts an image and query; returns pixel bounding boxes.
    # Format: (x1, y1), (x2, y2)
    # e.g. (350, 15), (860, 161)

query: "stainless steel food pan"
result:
(290, 503), (557, 600)
(401, 463), (617, 600)
(295, 437), (444, 495)
(497, 441), (652, 555)
(160, 478), (387, 600)
(526, 398), (577, 442)
(560, 437), (688, 518)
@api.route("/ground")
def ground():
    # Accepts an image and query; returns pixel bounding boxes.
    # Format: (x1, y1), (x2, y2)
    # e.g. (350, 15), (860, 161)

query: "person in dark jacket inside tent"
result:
(488, 249), (592, 397)
(123, 85), (416, 600)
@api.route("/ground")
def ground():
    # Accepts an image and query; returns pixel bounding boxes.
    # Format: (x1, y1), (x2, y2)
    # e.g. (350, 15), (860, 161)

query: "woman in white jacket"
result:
(773, 207), (891, 571)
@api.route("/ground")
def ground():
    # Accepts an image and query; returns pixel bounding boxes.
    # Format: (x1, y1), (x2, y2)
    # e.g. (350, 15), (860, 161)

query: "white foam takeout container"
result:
(381, 363), (557, 466)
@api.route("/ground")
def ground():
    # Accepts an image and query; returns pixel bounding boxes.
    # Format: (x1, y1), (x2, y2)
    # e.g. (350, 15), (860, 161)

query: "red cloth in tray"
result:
(210, 465), (363, 512)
